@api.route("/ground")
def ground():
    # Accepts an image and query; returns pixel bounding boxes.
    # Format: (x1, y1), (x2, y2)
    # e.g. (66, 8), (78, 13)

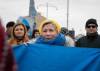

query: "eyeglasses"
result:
(87, 25), (96, 28)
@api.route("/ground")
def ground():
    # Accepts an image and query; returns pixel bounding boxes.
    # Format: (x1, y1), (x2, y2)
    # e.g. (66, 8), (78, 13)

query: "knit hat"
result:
(85, 18), (98, 27)
(39, 19), (61, 35)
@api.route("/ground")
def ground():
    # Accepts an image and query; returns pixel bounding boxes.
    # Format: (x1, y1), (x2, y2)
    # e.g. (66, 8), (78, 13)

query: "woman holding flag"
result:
(34, 19), (72, 46)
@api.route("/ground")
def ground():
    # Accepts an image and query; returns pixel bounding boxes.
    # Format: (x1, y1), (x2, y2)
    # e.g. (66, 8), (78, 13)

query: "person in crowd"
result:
(68, 29), (75, 39)
(32, 29), (40, 39)
(61, 27), (75, 47)
(6, 21), (15, 40)
(8, 23), (29, 47)
(0, 19), (17, 71)
(28, 29), (40, 43)
(75, 34), (85, 42)
(33, 19), (71, 46)
(76, 18), (100, 48)
(17, 19), (32, 39)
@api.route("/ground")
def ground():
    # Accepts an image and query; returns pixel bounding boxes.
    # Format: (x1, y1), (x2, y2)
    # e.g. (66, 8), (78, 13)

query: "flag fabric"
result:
(13, 43), (100, 71)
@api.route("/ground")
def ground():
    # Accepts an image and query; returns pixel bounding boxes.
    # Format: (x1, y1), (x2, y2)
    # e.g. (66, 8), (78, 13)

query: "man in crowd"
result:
(76, 18), (100, 48)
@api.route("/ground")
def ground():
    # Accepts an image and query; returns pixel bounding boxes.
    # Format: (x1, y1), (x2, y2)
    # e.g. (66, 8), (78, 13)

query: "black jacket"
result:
(76, 33), (100, 48)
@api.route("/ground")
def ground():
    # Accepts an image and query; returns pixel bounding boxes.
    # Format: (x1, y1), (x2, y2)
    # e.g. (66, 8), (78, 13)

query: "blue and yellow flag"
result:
(13, 43), (100, 71)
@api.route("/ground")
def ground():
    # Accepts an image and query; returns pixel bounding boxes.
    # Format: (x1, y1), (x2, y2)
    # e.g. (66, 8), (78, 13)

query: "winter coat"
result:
(0, 20), (17, 71)
(76, 33), (100, 48)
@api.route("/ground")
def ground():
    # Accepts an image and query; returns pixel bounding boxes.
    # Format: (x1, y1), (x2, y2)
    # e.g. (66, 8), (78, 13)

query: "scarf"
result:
(35, 33), (66, 46)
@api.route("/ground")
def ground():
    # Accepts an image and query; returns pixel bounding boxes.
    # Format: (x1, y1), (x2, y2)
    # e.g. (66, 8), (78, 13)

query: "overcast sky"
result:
(0, 0), (100, 35)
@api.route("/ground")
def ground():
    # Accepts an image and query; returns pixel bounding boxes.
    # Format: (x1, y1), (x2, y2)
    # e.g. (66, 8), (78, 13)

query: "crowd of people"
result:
(0, 17), (100, 71)
(5, 18), (100, 48)
(5, 18), (75, 47)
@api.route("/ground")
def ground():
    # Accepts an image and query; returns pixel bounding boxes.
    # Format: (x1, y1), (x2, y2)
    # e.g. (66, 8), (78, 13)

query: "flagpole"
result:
(46, 3), (48, 18)
(67, 0), (69, 29)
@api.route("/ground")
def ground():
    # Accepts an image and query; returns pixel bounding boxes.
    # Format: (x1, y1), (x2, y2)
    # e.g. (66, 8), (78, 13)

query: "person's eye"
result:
(43, 30), (47, 32)
(49, 29), (54, 32)
(20, 28), (24, 31)
(15, 29), (18, 31)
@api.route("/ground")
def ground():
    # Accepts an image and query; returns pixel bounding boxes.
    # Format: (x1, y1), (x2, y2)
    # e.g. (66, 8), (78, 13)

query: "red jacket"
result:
(0, 20), (17, 71)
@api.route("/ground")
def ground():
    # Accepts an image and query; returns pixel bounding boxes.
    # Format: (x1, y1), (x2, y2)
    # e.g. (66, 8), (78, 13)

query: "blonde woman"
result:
(34, 19), (67, 46)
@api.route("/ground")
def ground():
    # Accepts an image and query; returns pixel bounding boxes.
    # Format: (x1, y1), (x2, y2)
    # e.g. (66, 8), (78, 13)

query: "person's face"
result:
(85, 24), (97, 34)
(35, 32), (40, 38)
(14, 25), (25, 37)
(41, 23), (58, 40)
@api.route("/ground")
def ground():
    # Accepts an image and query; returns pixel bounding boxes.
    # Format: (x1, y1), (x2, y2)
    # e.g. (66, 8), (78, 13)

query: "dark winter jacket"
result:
(76, 33), (100, 48)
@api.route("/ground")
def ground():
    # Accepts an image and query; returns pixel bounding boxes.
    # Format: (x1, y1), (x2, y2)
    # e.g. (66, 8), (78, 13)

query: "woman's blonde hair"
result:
(38, 19), (61, 35)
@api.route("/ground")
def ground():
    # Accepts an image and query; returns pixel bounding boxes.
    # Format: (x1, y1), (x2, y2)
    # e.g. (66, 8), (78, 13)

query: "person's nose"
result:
(90, 27), (93, 29)
(46, 31), (51, 35)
